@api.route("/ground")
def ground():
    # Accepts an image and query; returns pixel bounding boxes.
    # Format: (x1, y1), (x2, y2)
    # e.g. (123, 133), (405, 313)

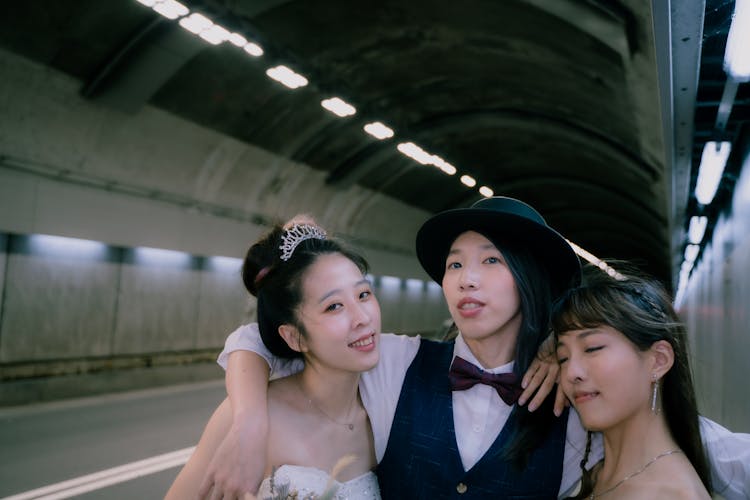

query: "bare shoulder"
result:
(658, 458), (710, 499)
(269, 375), (302, 404)
(652, 481), (711, 499)
(616, 480), (710, 499)
(266, 377), (314, 465)
(614, 455), (710, 500)
(630, 463), (710, 499)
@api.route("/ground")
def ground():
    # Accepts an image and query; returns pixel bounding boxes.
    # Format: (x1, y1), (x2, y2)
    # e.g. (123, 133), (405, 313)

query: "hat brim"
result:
(416, 208), (581, 297)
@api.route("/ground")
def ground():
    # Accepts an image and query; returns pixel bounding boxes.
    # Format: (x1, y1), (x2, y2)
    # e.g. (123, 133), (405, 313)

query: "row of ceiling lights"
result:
(136, 0), (495, 196)
(675, 0), (749, 306)
(134, 0), (623, 278)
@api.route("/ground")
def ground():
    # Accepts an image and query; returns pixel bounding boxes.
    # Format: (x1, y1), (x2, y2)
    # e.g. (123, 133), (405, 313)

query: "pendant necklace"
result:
(589, 449), (682, 499)
(305, 389), (356, 431)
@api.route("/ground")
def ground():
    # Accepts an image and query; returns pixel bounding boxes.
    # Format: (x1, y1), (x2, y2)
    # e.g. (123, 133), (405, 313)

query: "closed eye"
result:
(585, 346), (604, 354)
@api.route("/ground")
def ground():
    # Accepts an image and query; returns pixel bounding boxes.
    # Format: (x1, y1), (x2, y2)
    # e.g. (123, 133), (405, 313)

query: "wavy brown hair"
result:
(550, 263), (711, 498)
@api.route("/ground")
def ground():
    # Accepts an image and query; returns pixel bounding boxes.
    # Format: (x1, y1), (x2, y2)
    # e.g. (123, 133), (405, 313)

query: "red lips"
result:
(572, 390), (599, 404)
(456, 297), (485, 318)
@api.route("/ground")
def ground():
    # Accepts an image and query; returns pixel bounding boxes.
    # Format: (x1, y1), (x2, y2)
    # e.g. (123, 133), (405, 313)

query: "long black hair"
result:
(550, 263), (711, 497)
(485, 237), (563, 468)
(242, 222), (369, 358)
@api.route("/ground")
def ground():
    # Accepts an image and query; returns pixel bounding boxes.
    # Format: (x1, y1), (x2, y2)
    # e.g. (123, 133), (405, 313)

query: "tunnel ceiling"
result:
(0, 0), (746, 284)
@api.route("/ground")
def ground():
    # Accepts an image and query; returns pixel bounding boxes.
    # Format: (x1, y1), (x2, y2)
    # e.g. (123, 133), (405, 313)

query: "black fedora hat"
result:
(416, 196), (581, 296)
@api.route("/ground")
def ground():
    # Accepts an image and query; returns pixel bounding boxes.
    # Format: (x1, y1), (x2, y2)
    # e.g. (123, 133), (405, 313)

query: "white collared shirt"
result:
(219, 324), (749, 499)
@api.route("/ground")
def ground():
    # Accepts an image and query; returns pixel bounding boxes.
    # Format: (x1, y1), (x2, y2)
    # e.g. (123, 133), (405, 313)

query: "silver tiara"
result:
(279, 224), (327, 261)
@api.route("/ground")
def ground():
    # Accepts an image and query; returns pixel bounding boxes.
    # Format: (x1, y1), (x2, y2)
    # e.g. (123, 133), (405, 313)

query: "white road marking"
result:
(2, 447), (195, 500)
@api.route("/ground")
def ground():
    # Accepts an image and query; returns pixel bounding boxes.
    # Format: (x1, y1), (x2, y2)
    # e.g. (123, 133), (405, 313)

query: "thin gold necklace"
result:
(589, 449), (682, 499)
(300, 380), (357, 431)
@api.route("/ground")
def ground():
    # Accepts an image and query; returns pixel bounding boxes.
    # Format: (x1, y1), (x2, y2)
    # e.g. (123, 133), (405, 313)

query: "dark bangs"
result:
(551, 285), (625, 338)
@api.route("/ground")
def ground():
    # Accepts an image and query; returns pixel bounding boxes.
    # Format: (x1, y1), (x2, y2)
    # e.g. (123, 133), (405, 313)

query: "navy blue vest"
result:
(377, 339), (567, 499)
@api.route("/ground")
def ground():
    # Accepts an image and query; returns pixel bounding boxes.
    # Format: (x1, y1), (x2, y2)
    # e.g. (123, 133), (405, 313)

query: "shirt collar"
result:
(453, 332), (515, 374)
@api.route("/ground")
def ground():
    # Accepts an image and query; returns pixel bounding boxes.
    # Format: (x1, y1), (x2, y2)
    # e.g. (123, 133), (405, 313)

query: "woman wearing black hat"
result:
(204, 197), (748, 499)
(356, 196), (583, 498)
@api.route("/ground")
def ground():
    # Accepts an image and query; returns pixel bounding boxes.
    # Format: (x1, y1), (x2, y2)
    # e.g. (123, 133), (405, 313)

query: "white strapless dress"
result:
(257, 464), (381, 499)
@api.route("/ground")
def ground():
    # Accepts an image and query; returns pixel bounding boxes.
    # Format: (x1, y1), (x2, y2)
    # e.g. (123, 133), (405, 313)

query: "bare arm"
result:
(196, 351), (270, 499)
(166, 398), (234, 499)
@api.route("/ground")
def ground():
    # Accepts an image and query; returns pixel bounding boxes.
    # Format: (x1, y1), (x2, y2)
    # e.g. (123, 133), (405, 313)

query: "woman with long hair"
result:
(167, 217), (382, 499)
(553, 265), (711, 498)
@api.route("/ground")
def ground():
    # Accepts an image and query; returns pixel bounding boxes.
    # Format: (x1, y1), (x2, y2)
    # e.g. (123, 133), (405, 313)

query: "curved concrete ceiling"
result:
(1, 0), (747, 284)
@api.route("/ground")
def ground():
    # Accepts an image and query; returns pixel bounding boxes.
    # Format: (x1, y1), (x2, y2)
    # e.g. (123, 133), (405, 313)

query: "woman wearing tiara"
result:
(166, 217), (382, 499)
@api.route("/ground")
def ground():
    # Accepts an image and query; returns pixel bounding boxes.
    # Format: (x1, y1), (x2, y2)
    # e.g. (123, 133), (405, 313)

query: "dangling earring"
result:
(650, 375), (660, 414)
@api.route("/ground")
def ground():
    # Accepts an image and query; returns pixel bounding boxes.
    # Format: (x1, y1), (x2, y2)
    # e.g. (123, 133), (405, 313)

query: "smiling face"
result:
(284, 252), (381, 374)
(441, 231), (522, 348)
(556, 325), (655, 431)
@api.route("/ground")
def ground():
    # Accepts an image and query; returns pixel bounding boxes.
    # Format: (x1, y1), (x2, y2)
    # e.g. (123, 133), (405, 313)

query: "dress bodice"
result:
(257, 464), (381, 500)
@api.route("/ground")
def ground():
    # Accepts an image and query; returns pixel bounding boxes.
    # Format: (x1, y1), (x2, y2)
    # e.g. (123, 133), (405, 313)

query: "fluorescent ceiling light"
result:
(178, 14), (230, 45)
(364, 122), (394, 140)
(460, 175), (476, 187)
(243, 42), (264, 56)
(688, 215), (708, 244)
(152, 0), (188, 20)
(136, 0), (157, 6)
(695, 141), (731, 205)
(679, 267), (691, 283)
(405, 278), (424, 291)
(479, 186), (494, 197)
(395, 142), (458, 174)
(28, 234), (108, 258)
(227, 33), (247, 47)
(566, 240), (625, 280)
(379, 275), (402, 290)
(199, 24), (230, 45)
(429, 155), (456, 175)
(724, 0), (750, 81)
(684, 244), (700, 263)
(438, 162), (456, 175)
(681, 260), (694, 273)
(266, 65), (308, 89)
(178, 13), (212, 34)
(321, 97), (356, 117)
(134, 247), (192, 266)
(397, 142), (432, 164)
(208, 256), (243, 273)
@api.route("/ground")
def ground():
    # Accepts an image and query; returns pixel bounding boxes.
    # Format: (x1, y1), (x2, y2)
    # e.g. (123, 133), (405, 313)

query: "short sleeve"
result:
(217, 323), (304, 379)
(700, 416), (750, 500)
(359, 333), (421, 462)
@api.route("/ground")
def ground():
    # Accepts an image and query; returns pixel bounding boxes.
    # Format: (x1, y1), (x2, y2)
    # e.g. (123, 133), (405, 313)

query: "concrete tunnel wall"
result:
(0, 49), (451, 404)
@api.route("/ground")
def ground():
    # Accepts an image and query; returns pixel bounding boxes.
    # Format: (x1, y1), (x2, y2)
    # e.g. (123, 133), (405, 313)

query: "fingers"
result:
(198, 478), (213, 499)
(519, 359), (549, 409)
(199, 478), (243, 500)
(209, 484), (223, 500)
(519, 359), (562, 412)
(526, 363), (558, 411)
(521, 358), (541, 393)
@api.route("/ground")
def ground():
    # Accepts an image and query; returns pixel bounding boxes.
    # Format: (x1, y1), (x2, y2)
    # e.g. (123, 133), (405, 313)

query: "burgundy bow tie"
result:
(448, 356), (522, 406)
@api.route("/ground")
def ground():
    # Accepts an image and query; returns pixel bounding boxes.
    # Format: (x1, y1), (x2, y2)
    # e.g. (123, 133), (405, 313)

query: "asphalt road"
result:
(0, 380), (227, 499)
